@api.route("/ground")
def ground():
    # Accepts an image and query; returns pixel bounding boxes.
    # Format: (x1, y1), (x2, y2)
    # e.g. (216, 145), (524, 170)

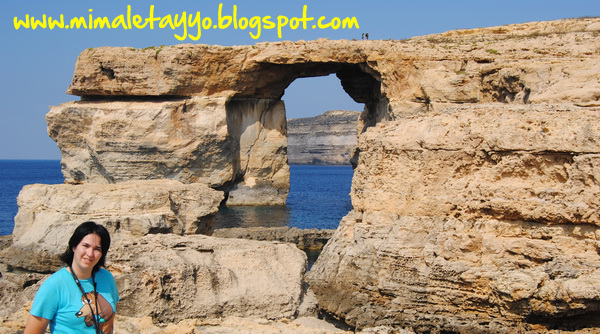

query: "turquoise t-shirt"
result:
(30, 267), (119, 334)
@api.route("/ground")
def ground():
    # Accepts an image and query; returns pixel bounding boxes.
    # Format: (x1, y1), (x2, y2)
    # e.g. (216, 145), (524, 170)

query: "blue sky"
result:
(1, 0), (598, 159)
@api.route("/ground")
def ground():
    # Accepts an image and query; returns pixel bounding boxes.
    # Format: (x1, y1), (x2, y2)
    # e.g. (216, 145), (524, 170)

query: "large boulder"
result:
(0, 234), (312, 332)
(14, 180), (223, 240)
(108, 233), (308, 323)
(47, 97), (234, 186)
(351, 104), (600, 224)
(47, 97), (289, 206)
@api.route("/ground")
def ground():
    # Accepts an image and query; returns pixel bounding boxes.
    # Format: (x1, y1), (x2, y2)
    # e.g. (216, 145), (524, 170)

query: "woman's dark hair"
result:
(59, 221), (111, 273)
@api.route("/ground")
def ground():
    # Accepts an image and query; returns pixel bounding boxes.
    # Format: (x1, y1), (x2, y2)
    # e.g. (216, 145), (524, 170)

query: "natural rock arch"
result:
(222, 62), (383, 204)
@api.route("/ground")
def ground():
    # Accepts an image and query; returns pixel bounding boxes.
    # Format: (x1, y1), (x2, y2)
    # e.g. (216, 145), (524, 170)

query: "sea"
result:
(0, 161), (353, 236)
(0, 160), (64, 236)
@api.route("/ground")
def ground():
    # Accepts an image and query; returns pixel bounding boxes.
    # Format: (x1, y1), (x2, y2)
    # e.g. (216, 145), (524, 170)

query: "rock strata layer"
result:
(212, 226), (335, 250)
(14, 180), (223, 240)
(47, 97), (288, 206)
(287, 110), (361, 165)
(66, 20), (600, 108)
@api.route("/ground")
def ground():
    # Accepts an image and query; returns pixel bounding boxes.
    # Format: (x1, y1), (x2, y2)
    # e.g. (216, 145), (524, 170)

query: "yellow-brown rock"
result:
(306, 19), (600, 333)
(67, 19), (599, 108)
(308, 104), (600, 332)
(47, 97), (289, 205)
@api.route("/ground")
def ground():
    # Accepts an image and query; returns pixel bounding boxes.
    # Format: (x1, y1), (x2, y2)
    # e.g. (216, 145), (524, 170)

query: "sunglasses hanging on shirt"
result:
(68, 265), (102, 334)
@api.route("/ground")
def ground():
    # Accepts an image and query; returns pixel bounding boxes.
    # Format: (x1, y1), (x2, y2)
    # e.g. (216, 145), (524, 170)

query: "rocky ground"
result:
(0, 232), (400, 334)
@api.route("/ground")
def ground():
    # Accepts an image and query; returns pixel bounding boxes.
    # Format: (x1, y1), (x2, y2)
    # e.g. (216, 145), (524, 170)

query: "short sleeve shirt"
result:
(30, 267), (119, 334)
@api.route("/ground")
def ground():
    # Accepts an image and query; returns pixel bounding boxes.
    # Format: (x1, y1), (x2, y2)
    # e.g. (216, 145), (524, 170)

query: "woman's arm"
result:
(23, 314), (50, 334)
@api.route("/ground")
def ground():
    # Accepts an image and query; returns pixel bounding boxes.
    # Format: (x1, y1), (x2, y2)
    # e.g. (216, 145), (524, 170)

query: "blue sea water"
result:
(0, 160), (64, 236)
(0, 162), (353, 236)
(288, 164), (354, 229)
(213, 164), (354, 230)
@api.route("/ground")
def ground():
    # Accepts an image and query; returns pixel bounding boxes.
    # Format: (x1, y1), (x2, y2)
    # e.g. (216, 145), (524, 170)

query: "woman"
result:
(24, 221), (119, 334)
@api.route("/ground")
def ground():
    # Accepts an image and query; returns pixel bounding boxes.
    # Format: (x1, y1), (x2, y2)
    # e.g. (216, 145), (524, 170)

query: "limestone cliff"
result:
(308, 104), (600, 332)
(287, 110), (360, 165)
(3, 17), (599, 334)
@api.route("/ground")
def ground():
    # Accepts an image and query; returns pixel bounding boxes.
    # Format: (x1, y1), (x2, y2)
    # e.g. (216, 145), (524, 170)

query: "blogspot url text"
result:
(13, 4), (360, 41)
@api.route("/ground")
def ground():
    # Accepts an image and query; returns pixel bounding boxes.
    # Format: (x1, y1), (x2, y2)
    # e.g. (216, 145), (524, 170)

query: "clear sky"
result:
(1, 0), (598, 159)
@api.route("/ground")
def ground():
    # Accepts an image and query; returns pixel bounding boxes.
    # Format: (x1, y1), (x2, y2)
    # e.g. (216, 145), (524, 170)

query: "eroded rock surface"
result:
(351, 104), (600, 225)
(307, 103), (600, 332)
(113, 315), (410, 334)
(287, 110), (360, 165)
(47, 97), (288, 205)
(225, 99), (289, 205)
(114, 316), (352, 334)
(14, 180), (223, 240)
(109, 233), (308, 323)
(47, 97), (233, 186)
(66, 20), (600, 108)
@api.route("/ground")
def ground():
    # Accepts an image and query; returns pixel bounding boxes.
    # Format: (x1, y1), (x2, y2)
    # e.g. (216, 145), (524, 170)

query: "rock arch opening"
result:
(221, 61), (386, 207)
(285, 74), (363, 165)
(283, 75), (359, 269)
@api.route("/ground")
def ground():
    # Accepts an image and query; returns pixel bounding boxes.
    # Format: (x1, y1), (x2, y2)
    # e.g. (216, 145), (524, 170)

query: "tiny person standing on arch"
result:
(24, 221), (119, 334)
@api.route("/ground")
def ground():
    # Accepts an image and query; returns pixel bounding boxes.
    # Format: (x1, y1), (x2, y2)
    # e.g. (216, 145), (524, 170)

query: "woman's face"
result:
(72, 233), (103, 274)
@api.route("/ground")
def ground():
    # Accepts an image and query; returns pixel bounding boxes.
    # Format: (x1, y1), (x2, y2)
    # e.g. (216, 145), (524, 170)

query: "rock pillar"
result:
(225, 98), (290, 205)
